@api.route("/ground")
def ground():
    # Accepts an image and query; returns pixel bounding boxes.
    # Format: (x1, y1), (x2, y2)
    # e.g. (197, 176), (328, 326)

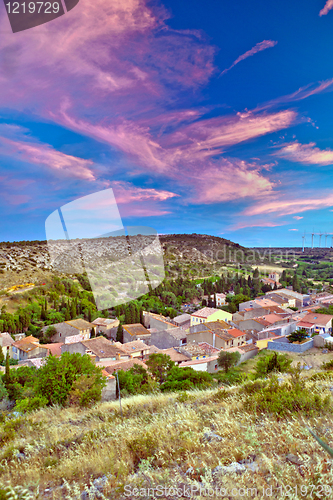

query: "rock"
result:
(239, 454), (256, 464)
(15, 452), (26, 460)
(286, 453), (303, 466)
(93, 475), (108, 492)
(213, 462), (246, 476)
(203, 432), (223, 442)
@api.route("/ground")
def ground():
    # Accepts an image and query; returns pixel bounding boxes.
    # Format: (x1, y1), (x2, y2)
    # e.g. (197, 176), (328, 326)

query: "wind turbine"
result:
(319, 232), (323, 248)
(311, 229), (315, 249)
(302, 232), (306, 252)
(325, 232), (328, 248)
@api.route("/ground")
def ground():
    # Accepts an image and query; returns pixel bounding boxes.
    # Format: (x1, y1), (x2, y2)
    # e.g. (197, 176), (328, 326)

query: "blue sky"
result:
(0, 0), (333, 247)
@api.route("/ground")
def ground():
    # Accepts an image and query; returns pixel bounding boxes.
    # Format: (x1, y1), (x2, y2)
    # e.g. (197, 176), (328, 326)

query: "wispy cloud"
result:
(220, 40), (278, 76)
(255, 79), (333, 111)
(319, 0), (333, 16)
(230, 220), (287, 230)
(0, 137), (96, 181)
(274, 141), (333, 166)
(293, 216), (303, 220)
(187, 159), (275, 204)
(289, 228), (298, 231)
(244, 194), (333, 216)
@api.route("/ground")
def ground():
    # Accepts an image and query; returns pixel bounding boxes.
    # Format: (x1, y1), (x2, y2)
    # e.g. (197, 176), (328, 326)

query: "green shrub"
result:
(215, 368), (248, 386)
(14, 395), (48, 413)
(239, 379), (269, 395)
(322, 359), (333, 371)
(243, 377), (331, 417)
(308, 371), (333, 381)
(255, 351), (292, 378)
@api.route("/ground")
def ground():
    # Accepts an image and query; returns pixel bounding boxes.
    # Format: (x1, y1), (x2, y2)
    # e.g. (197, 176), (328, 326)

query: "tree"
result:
(217, 351), (241, 373)
(288, 328), (308, 343)
(116, 323), (123, 343)
(43, 326), (57, 343)
(0, 347), (4, 366)
(292, 273), (300, 293)
(146, 353), (175, 384)
(36, 352), (106, 407)
(255, 351), (292, 378)
(160, 366), (213, 392)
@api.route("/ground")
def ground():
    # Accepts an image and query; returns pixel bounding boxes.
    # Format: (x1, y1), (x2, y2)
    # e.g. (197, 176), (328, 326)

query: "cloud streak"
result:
(220, 40), (278, 76)
(319, 0), (333, 16)
(274, 141), (333, 166)
(0, 137), (96, 181)
(244, 194), (333, 216)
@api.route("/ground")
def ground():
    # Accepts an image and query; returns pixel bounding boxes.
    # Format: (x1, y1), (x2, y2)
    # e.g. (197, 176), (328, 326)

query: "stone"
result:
(203, 432), (223, 442)
(213, 462), (246, 476)
(286, 453), (303, 466)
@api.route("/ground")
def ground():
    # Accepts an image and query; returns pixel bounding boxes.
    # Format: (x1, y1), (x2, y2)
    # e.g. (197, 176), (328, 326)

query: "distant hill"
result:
(0, 234), (277, 290)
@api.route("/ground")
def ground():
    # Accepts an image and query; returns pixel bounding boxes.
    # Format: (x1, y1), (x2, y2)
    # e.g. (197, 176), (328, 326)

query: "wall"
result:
(101, 377), (117, 401)
(61, 342), (87, 356)
(267, 338), (314, 353)
(236, 318), (266, 333)
(151, 330), (184, 349)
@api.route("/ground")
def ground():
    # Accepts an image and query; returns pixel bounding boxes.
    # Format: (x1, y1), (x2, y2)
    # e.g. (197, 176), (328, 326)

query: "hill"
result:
(0, 234), (255, 291)
(0, 370), (332, 498)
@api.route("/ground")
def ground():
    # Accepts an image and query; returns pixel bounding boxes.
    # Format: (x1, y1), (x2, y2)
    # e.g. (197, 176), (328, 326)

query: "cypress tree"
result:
(116, 323), (123, 342)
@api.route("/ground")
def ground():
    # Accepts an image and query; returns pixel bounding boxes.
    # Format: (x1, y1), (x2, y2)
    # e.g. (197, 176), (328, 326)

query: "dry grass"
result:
(0, 377), (332, 499)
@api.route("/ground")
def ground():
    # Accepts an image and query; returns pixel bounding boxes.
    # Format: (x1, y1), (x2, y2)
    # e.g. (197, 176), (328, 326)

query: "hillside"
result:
(0, 370), (332, 499)
(0, 234), (254, 291)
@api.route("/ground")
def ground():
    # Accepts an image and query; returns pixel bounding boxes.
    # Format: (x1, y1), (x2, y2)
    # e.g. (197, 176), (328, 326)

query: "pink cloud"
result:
(187, 159), (275, 204)
(244, 194), (333, 216)
(288, 229), (298, 231)
(0, 137), (96, 181)
(319, 0), (333, 16)
(111, 181), (178, 204)
(230, 220), (287, 230)
(256, 79), (333, 111)
(293, 216), (303, 220)
(274, 141), (333, 166)
(221, 40), (278, 76)
(59, 107), (297, 175)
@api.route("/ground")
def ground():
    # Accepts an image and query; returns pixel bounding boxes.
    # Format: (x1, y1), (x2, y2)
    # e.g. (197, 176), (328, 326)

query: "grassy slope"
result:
(1, 373), (333, 499)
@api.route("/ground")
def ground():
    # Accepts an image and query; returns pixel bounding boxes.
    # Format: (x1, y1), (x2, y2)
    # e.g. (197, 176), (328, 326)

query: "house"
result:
(101, 371), (117, 401)
(41, 343), (63, 357)
(186, 329), (235, 349)
(150, 327), (187, 349)
(142, 311), (176, 331)
(0, 333), (14, 359)
(232, 305), (286, 322)
(180, 343), (207, 359)
(301, 313), (333, 334)
(296, 321), (315, 335)
(102, 358), (148, 374)
(265, 292), (296, 309)
(61, 336), (129, 362)
(269, 272), (281, 282)
(203, 293), (226, 306)
(261, 277), (279, 289)
(179, 355), (219, 373)
(267, 289), (309, 308)
(92, 317), (119, 339)
(190, 308), (232, 327)
(197, 342), (220, 356)
(227, 328), (247, 346)
(158, 348), (191, 364)
(172, 313), (191, 330)
(122, 323), (151, 344)
(234, 317), (271, 333)
(41, 319), (94, 343)
(114, 340), (150, 359)
(12, 336), (49, 361)
(238, 298), (278, 312)
(189, 319), (231, 334)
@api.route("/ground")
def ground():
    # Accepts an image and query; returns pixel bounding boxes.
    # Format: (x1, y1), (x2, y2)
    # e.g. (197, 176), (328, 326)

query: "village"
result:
(1, 268), (333, 402)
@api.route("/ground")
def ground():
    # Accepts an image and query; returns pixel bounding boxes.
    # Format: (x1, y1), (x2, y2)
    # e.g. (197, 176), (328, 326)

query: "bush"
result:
(322, 359), (333, 370)
(215, 368), (248, 386)
(217, 351), (241, 373)
(14, 395), (48, 413)
(255, 351), (292, 378)
(243, 376), (331, 417)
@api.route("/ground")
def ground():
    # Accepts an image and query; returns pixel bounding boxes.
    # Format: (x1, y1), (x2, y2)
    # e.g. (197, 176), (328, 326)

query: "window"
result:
(59, 333), (61, 337)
